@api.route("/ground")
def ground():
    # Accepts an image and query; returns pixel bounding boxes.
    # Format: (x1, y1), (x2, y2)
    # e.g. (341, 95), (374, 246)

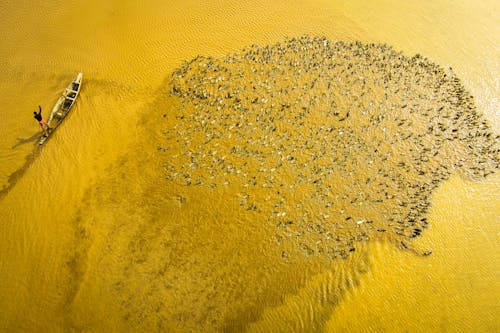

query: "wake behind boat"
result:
(39, 72), (83, 145)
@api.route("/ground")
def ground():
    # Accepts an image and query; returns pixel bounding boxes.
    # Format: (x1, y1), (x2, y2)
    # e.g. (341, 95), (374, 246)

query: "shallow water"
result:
(0, 1), (498, 332)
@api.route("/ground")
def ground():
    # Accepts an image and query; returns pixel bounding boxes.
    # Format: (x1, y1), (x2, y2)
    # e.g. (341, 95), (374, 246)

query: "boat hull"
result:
(39, 72), (82, 145)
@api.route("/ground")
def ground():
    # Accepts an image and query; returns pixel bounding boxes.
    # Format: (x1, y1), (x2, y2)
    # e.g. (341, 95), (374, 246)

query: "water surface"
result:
(0, 1), (498, 332)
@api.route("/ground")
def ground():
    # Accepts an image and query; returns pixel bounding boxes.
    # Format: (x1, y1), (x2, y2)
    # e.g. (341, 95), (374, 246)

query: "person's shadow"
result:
(1, 133), (42, 199)
(11, 132), (42, 149)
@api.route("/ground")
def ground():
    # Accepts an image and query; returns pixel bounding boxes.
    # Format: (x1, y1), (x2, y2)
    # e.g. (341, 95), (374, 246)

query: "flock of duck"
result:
(159, 36), (499, 259)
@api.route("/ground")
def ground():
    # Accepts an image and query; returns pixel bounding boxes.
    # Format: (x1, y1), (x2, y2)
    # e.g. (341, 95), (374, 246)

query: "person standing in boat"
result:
(34, 105), (50, 136)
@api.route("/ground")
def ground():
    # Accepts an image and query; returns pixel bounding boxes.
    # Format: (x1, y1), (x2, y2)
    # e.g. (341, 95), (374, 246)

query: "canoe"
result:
(39, 72), (83, 145)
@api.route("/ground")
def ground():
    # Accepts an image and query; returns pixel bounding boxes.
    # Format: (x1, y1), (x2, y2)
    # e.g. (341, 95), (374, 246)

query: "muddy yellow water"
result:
(0, 1), (498, 332)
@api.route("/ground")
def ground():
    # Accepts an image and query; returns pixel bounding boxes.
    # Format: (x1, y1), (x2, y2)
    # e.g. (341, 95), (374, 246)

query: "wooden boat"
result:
(39, 72), (83, 145)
